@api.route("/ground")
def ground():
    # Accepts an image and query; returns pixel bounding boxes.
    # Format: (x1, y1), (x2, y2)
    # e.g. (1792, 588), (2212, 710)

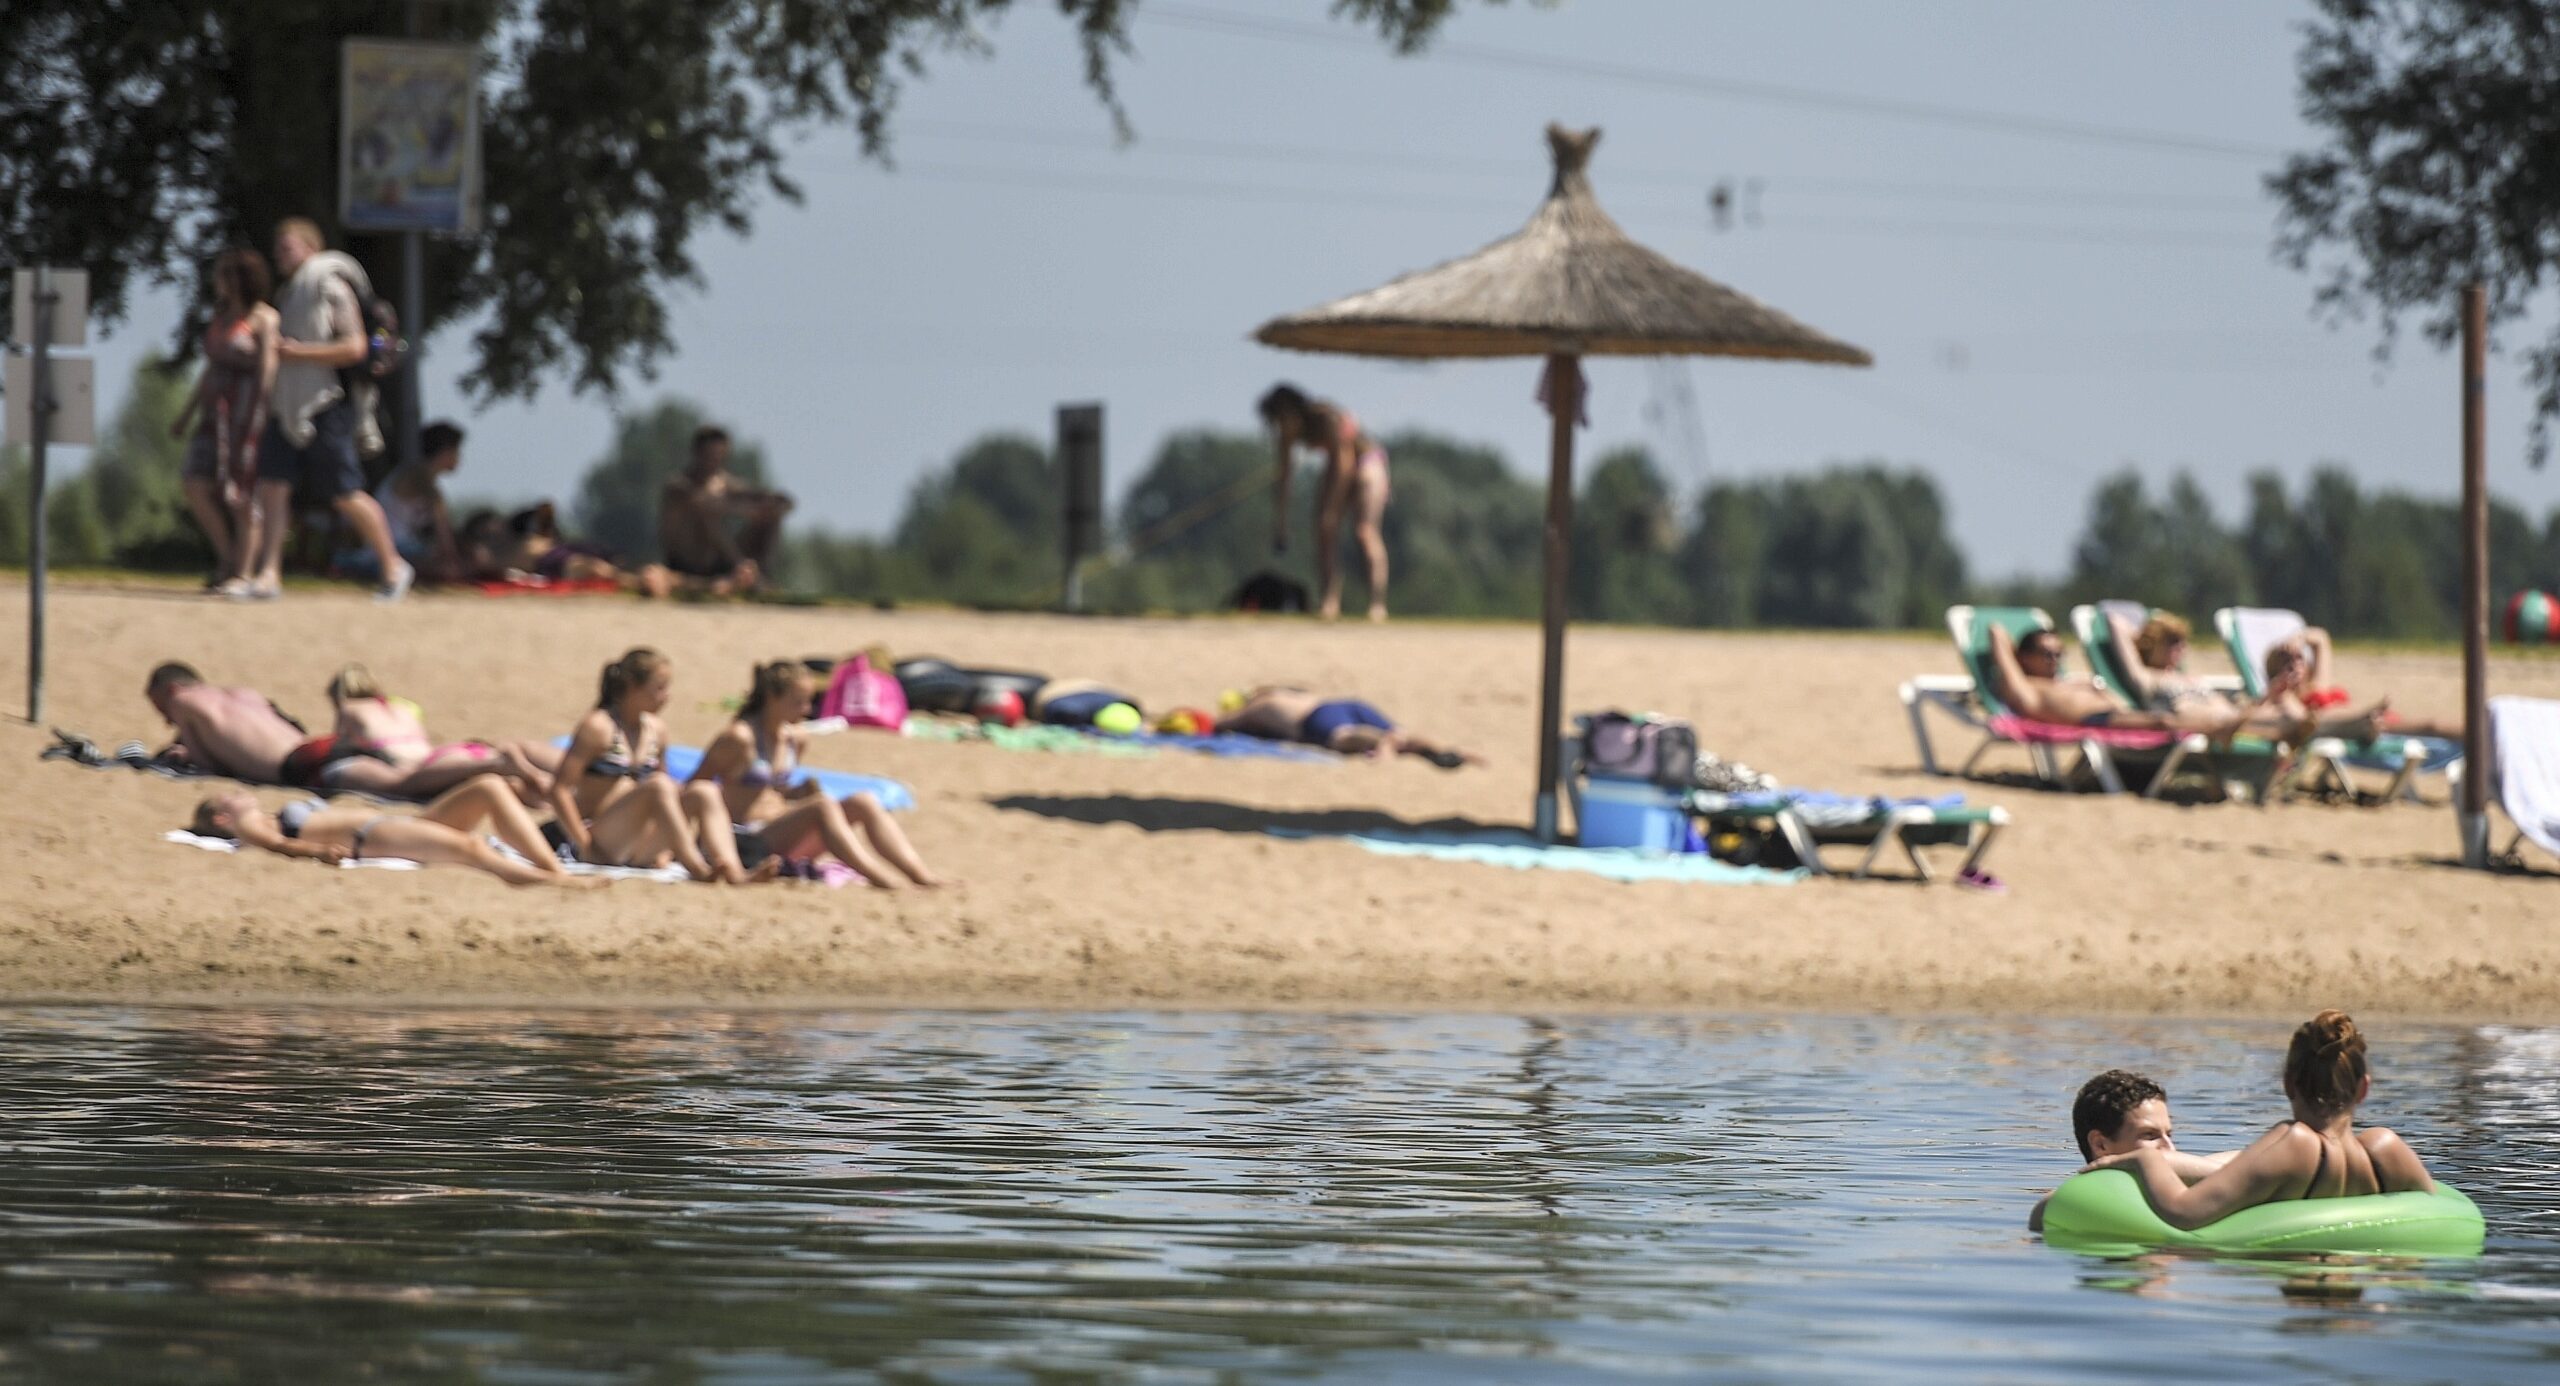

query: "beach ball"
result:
(1092, 702), (1143, 736)
(2507, 590), (2560, 645)
(974, 687), (1025, 727)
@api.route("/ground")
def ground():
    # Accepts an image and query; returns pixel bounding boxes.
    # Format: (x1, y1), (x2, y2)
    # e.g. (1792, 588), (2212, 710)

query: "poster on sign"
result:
(340, 39), (481, 235)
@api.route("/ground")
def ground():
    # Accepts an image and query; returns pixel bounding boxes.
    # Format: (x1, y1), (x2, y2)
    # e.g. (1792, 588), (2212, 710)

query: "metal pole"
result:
(1533, 352), (1580, 843)
(395, 0), (427, 478)
(26, 266), (54, 724)
(2459, 283), (2491, 867)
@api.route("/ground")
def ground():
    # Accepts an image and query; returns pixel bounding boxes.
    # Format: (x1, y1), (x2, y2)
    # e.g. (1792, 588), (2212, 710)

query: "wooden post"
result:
(1533, 352), (1581, 842)
(26, 266), (54, 725)
(2459, 284), (2490, 867)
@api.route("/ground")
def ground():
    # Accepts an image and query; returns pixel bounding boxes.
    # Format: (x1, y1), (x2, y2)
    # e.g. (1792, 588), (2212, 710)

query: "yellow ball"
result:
(1093, 702), (1142, 736)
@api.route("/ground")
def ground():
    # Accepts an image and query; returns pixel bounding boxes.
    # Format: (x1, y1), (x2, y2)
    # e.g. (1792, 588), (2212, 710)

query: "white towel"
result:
(160, 830), (691, 882)
(2489, 696), (2560, 859)
(2227, 607), (2307, 689)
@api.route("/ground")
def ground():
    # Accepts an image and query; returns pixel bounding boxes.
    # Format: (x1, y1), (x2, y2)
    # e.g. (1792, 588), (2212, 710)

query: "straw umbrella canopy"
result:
(1256, 123), (1872, 841)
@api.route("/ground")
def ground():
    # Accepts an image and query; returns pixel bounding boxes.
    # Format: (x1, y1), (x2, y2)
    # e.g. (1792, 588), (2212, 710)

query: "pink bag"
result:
(820, 653), (907, 731)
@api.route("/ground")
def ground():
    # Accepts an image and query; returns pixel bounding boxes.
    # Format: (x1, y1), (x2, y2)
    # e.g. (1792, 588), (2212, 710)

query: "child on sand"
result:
(191, 774), (600, 888)
(2079, 1011), (2435, 1229)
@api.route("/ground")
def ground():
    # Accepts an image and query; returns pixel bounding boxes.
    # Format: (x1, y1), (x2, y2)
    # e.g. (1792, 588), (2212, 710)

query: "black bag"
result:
(1230, 570), (1312, 613)
(1578, 711), (1698, 789)
(331, 267), (409, 384)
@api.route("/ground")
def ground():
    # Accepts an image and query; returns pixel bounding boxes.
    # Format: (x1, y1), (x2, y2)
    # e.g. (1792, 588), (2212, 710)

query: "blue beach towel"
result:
(1266, 827), (1803, 885)
(1125, 731), (1338, 763)
(553, 739), (914, 811)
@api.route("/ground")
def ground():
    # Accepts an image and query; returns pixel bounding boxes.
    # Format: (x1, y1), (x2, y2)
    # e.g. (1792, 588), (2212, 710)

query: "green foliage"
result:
(2067, 469), (2251, 622)
(0, 0), (1494, 397)
(572, 398), (770, 562)
(0, 356), (209, 570)
(1678, 463), (1967, 629)
(2273, 0), (2560, 464)
(1570, 447), (1684, 623)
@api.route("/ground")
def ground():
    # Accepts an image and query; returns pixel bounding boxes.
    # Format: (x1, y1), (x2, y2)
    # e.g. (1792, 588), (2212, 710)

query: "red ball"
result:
(974, 687), (1025, 728)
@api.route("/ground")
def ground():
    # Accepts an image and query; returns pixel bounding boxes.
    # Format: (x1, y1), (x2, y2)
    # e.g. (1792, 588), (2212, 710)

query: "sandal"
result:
(1955, 866), (2008, 894)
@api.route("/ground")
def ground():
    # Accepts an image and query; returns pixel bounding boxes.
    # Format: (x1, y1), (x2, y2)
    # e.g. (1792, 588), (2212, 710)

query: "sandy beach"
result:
(1, 579), (2553, 1019)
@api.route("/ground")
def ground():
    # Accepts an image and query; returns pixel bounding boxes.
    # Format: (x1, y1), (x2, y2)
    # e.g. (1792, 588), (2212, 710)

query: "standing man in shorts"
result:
(246, 217), (411, 601)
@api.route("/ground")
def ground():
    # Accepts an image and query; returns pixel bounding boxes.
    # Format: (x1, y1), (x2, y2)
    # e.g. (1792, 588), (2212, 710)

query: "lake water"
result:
(1, 1008), (2556, 1383)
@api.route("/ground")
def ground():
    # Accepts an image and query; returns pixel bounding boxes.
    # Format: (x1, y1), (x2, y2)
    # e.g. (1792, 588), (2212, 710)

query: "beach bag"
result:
(820, 653), (907, 731)
(1578, 711), (1697, 789)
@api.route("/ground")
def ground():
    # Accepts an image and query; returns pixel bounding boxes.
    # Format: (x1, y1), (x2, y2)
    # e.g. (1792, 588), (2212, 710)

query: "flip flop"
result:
(1955, 866), (2008, 894)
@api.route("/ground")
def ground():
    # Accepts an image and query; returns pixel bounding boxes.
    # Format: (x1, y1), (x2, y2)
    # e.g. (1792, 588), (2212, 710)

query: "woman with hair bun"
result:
(2082, 1009), (2436, 1230)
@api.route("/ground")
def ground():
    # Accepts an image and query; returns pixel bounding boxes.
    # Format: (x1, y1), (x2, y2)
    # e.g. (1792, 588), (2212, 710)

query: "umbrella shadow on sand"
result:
(989, 793), (1514, 840)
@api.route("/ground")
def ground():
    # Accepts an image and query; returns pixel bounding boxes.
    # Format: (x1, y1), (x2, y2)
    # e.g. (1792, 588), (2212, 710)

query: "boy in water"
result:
(2028, 1070), (2233, 1231)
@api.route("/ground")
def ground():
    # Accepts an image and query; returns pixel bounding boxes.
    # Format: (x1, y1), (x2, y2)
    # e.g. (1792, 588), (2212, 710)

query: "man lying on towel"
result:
(1219, 686), (1481, 768)
(145, 662), (310, 783)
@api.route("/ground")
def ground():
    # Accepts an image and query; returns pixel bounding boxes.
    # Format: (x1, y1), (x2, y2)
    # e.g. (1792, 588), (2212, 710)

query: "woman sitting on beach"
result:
(691, 661), (947, 888)
(2081, 1010), (2435, 1230)
(1218, 685), (1479, 768)
(548, 648), (760, 884)
(324, 663), (561, 801)
(191, 773), (600, 888)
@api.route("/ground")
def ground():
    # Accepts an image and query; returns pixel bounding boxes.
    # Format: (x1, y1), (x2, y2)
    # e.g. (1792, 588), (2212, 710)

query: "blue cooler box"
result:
(1577, 775), (1690, 852)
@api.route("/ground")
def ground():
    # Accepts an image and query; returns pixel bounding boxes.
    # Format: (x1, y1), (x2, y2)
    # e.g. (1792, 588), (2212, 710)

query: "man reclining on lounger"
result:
(2028, 1069), (2234, 1232)
(1219, 686), (1481, 768)
(1987, 626), (2286, 741)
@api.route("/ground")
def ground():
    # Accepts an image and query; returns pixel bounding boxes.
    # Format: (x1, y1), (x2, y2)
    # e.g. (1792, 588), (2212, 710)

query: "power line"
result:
(841, 158), (2279, 250)
(897, 119), (2269, 215)
(1140, 3), (2289, 163)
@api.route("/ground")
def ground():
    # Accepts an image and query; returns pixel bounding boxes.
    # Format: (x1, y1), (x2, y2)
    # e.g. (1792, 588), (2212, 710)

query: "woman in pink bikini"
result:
(322, 663), (562, 801)
(170, 248), (281, 596)
(1259, 383), (1391, 622)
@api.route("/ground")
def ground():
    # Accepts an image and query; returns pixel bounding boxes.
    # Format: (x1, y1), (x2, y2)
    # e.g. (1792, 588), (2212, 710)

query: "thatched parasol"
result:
(1256, 124), (1872, 841)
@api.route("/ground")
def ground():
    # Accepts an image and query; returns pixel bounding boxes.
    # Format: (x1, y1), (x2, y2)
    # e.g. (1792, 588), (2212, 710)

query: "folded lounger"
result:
(2070, 601), (2340, 804)
(1903, 605), (2242, 798)
(2446, 695), (2560, 868)
(2213, 605), (2445, 801)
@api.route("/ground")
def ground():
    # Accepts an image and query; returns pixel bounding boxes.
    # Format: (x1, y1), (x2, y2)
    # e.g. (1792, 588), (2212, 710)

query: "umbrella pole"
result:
(1533, 352), (1581, 843)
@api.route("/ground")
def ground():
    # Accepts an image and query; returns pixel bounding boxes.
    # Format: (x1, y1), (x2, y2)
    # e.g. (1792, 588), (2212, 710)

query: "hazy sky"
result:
(72, 0), (2560, 577)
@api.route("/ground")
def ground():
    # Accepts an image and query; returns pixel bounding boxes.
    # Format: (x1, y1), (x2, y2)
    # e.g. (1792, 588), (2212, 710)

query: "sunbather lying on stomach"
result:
(1220, 686), (1481, 768)
(2104, 611), (2393, 745)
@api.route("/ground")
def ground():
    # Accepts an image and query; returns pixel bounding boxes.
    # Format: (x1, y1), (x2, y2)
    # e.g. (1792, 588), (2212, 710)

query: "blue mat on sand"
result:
(1266, 827), (1802, 885)
(552, 740), (913, 811)
(1126, 731), (1338, 762)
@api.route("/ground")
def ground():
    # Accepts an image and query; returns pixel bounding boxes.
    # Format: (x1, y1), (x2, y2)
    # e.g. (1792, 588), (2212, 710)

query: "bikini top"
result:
(588, 720), (662, 781)
(202, 312), (261, 373)
(277, 799), (323, 839)
(736, 725), (798, 789)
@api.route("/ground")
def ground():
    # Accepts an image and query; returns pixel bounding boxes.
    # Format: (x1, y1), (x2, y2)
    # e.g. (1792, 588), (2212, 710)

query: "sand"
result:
(0, 578), (2554, 1019)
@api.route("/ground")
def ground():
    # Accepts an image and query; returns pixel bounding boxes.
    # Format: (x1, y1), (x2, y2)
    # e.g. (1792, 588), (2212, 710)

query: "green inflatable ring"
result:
(2040, 1168), (2483, 1256)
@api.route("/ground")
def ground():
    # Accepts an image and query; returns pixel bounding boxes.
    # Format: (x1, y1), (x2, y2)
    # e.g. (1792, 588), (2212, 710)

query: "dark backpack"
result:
(1578, 711), (1698, 789)
(1230, 570), (1312, 613)
(331, 267), (409, 384)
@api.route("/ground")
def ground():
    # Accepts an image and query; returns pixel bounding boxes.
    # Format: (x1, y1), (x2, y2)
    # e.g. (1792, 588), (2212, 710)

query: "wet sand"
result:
(2, 579), (2554, 1018)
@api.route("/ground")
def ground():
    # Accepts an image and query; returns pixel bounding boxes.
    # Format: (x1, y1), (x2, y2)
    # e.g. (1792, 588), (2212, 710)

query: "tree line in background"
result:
(10, 367), (2560, 641)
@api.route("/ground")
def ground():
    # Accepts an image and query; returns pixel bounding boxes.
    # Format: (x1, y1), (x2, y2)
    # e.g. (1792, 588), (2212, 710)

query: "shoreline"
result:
(4, 581), (2555, 1020)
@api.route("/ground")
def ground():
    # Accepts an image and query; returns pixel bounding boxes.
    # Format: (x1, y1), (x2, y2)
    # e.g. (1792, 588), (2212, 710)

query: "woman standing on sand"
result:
(547, 648), (758, 883)
(690, 661), (947, 888)
(1259, 383), (1390, 622)
(170, 247), (281, 596)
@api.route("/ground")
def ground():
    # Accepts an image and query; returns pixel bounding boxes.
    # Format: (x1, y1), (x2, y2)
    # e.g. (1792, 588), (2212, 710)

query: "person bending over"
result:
(1259, 384), (1391, 622)
(548, 648), (759, 883)
(658, 424), (792, 596)
(145, 662), (309, 783)
(2079, 1011), (2435, 1230)
(691, 661), (948, 888)
(192, 774), (600, 888)
(1219, 685), (1478, 768)
(2028, 1069), (2234, 1232)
